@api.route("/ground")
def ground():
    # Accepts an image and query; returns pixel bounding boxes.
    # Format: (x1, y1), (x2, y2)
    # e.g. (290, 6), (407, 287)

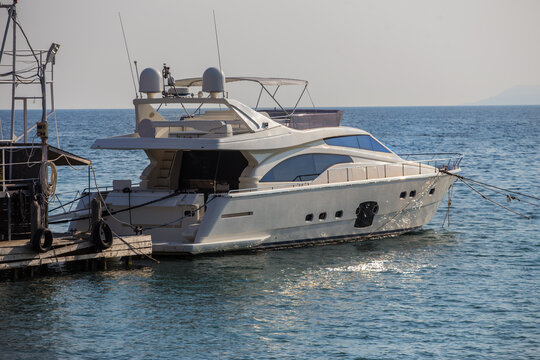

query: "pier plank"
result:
(0, 240), (94, 261)
(0, 235), (152, 271)
(0, 247), (151, 270)
(0, 236), (151, 261)
(0, 237), (87, 255)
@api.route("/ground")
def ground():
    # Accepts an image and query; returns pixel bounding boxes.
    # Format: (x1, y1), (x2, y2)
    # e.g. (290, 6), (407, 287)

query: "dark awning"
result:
(48, 145), (91, 166)
(0, 143), (91, 166)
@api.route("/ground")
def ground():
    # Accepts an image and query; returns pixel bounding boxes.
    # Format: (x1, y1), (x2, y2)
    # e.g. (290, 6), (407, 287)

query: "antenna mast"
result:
(213, 10), (222, 72)
(118, 12), (138, 98)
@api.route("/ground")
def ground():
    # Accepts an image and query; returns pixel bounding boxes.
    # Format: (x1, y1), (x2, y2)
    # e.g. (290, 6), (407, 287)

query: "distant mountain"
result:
(471, 85), (540, 105)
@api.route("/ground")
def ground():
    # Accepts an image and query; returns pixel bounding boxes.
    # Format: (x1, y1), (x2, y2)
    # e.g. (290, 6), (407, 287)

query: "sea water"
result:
(0, 106), (538, 359)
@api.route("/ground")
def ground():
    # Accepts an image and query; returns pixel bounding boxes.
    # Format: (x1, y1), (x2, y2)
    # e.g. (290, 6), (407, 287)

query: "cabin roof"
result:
(90, 126), (369, 151)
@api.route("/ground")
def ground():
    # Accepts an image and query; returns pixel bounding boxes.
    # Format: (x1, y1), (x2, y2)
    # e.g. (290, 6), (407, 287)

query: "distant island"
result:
(471, 85), (540, 105)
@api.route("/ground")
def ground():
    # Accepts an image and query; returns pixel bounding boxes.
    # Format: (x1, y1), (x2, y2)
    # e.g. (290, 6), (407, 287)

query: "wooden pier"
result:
(0, 233), (152, 280)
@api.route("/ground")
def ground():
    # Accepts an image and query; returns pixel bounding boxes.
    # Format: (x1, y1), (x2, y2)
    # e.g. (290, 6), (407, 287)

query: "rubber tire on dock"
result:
(31, 228), (53, 253)
(92, 220), (113, 251)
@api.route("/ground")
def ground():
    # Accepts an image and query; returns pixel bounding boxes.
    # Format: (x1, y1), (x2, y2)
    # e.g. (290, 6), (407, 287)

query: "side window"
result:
(324, 136), (359, 149)
(261, 153), (352, 182)
(325, 135), (392, 153)
(261, 154), (315, 182)
(356, 135), (372, 150)
(368, 136), (392, 153)
(313, 154), (349, 173)
(358, 135), (392, 153)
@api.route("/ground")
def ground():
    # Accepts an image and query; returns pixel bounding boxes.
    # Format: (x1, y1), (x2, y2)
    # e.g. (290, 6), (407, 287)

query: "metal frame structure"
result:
(173, 76), (315, 117)
(0, 6), (59, 146)
(0, 2), (89, 241)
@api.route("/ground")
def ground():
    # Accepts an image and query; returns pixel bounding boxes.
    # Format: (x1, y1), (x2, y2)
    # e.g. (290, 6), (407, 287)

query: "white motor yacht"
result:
(66, 66), (462, 254)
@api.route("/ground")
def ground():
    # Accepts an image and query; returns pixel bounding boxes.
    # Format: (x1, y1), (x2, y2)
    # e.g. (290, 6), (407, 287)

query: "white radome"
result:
(139, 67), (162, 96)
(202, 67), (225, 94)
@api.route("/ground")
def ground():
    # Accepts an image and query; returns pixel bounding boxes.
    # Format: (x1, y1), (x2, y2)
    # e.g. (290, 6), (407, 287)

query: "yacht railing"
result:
(228, 153), (463, 195)
(49, 186), (112, 213)
(228, 181), (312, 194)
(320, 154), (463, 184)
(399, 152), (464, 166)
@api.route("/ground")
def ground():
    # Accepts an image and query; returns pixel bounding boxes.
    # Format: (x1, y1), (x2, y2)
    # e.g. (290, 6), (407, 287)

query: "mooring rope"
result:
(439, 169), (534, 219)
(459, 178), (531, 220)
(109, 227), (160, 264)
(454, 177), (540, 209)
(50, 164), (219, 237)
(89, 164), (219, 234)
(442, 183), (454, 227)
(142, 196), (216, 231)
(49, 188), (181, 225)
(440, 170), (540, 201)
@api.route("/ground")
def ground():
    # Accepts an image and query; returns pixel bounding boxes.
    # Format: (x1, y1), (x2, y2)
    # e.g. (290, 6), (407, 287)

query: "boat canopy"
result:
(48, 145), (91, 166)
(174, 77), (308, 88)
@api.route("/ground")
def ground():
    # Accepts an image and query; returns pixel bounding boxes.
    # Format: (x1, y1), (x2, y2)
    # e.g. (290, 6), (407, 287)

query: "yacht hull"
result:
(150, 172), (456, 254)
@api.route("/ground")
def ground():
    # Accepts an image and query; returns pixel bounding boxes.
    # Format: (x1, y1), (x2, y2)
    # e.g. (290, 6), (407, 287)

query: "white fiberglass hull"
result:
(149, 172), (456, 255)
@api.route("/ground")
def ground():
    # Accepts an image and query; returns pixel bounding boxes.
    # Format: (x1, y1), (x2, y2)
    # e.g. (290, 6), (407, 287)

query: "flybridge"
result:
(87, 66), (346, 151)
(132, 65), (342, 133)
(133, 97), (276, 133)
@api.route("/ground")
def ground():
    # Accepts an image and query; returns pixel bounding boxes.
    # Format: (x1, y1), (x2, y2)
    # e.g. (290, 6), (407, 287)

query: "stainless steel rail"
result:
(229, 153), (464, 195)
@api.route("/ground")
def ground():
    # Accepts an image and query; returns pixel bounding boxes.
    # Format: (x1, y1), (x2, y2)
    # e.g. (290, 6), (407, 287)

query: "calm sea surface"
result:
(0, 106), (538, 359)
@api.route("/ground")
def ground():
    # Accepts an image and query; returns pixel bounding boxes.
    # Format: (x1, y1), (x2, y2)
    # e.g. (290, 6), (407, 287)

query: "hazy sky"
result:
(1, 0), (539, 108)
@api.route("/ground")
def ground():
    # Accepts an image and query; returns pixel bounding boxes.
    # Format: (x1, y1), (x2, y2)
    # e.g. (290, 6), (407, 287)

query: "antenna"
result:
(212, 10), (225, 102)
(118, 12), (138, 99)
(212, 10), (222, 72)
(133, 60), (141, 97)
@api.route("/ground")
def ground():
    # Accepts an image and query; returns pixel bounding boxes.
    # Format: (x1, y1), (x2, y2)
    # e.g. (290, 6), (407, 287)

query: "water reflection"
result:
(264, 229), (457, 298)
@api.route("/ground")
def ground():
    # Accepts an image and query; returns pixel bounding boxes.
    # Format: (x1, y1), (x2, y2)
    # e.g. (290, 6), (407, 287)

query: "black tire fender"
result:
(91, 220), (113, 250)
(31, 228), (53, 253)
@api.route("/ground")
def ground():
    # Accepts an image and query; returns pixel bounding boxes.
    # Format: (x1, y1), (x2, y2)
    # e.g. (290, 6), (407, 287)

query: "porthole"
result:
(335, 210), (343, 218)
(399, 191), (407, 199)
(319, 212), (327, 220)
(305, 214), (314, 222)
(429, 188), (435, 195)
(409, 190), (416, 197)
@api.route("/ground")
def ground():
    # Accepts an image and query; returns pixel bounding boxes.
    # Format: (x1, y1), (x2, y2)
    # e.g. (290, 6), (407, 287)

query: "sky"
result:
(1, 0), (539, 109)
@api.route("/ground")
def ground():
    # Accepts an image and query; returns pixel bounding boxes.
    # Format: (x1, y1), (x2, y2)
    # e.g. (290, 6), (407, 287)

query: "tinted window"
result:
(313, 154), (349, 173)
(369, 137), (391, 153)
(324, 136), (359, 148)
(356, 135), (372, 150)
(261, 154), (315, 182)
(261, 153), (352, 182)
(324, 135), (392, 153)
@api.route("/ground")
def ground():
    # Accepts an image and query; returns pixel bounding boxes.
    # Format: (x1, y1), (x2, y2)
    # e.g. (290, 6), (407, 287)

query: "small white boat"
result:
(67, 67), (462, 254)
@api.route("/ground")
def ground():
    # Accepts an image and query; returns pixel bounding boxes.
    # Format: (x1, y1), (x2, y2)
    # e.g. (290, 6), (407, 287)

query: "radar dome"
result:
(202, 67), (225, 94)
(139, 67), (162, 97)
